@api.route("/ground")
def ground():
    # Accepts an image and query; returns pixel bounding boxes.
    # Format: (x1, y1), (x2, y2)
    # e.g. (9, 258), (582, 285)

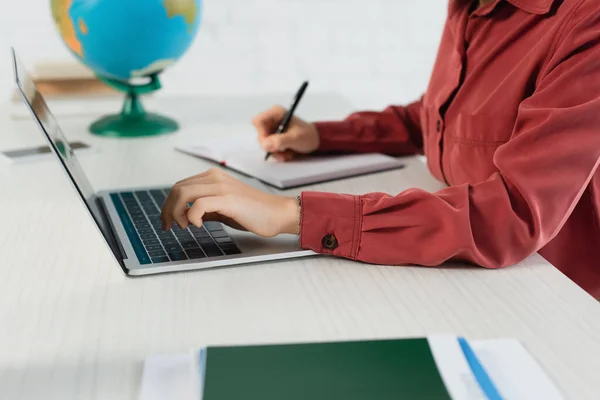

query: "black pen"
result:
(264, 80), (309, 161)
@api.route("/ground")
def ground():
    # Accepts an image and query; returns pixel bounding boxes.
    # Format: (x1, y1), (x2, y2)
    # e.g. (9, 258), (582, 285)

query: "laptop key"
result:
(203, 221), (222, 231)
(186, 249), (206, 259)
(221, 245), (241, 255)
(202, 244), (223, 257)
(192, 232), (211, 240)
(150, 189), (167, 198)
(210, 230), (229, 238)
(153, 199), (166, 209)
(196, 236), (214, 244)
(168, 251), (188, 261)
(159, 234), (177, 241)
(140, 233), (157, 240)
(192, 228), (210, 237)
(125, 204), (141, 212)
(164, 244), (183, 252)
(135, 191), (151, 199)
(151, 193), (163, 202)
(151, 256), (170, 264)
(145, 244), (164, 251)
(215, 236), (233, 244)
(142, 239), (160, 247)
(142, 203), (158, 212)
(182, 241), (200, 249)
(148, 250), (167, 257)
(175, 232), (194, 241)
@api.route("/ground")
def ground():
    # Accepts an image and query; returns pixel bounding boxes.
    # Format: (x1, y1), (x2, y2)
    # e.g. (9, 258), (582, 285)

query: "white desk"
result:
(1, 93), (600, 400)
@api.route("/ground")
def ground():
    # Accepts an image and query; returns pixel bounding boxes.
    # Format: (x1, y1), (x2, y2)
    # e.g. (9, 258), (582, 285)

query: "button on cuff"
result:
(322, 234), (339, 250)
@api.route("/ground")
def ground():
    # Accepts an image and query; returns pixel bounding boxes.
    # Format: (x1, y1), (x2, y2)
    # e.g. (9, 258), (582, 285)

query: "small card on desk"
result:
(0, 141), (94, 163)
(139, 335), (564, 400)
(175, 135), (404, 189)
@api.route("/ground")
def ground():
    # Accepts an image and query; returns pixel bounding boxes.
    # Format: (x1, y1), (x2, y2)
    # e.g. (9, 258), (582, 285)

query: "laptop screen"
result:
(12, 48), (123, 265)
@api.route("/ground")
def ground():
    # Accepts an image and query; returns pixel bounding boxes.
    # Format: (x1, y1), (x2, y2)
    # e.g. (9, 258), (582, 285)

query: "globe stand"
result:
(90, 74), (178, 138)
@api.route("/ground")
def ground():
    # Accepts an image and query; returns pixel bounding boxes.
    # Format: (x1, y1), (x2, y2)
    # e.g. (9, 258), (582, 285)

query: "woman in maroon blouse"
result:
(161, 0), (600, 297)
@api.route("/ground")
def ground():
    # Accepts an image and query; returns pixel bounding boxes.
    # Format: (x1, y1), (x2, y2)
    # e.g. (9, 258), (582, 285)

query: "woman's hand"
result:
(253, 105), (320, 162)
(160, 168), (300, 237)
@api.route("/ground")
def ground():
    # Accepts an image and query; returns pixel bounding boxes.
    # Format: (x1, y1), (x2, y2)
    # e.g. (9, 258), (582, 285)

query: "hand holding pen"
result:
(253, 81), (321, 162)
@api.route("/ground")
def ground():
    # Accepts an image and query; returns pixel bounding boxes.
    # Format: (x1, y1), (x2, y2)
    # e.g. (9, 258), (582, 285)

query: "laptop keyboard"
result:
(110, 189), (241, 265)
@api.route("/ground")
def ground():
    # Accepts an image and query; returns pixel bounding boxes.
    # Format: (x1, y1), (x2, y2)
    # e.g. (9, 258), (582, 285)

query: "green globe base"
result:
(90, 112), (178, 137)
(89, 74), (178, 138)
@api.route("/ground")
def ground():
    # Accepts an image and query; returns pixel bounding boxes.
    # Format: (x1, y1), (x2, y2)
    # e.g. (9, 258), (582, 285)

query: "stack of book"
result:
(139, 334), (564, 400)
(10, 60), (154, 119)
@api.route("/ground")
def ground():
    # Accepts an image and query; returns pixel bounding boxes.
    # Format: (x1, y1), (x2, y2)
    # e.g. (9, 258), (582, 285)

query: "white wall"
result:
(0, 0), (447, 110)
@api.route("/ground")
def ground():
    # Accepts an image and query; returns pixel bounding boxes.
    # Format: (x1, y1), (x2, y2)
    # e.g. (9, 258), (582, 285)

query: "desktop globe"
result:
(50, 0), (202, 137)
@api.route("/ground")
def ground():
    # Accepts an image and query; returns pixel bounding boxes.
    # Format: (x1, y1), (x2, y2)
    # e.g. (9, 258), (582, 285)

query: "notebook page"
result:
(220, 136), (403, 188)
(175, 135), (261, 163)
(177, 135), (404, 189)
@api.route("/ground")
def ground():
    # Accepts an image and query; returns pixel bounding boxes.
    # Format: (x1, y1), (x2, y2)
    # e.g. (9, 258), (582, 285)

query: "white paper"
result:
(471, 339), (565, 400)
(138, 353), (200, 400)
(428, 335), (487, 400)
(429, 336), (565, 400)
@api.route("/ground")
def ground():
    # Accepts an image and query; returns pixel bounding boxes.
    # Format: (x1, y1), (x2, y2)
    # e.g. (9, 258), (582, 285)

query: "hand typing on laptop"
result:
(160, 168), (300, 237)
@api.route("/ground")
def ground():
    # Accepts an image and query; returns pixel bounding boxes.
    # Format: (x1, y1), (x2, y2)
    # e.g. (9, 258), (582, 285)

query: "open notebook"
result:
(175, 136), (404, 189)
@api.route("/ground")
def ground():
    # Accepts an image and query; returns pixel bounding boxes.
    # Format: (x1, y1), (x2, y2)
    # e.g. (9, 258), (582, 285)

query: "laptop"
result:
(11, 49), (316, 276)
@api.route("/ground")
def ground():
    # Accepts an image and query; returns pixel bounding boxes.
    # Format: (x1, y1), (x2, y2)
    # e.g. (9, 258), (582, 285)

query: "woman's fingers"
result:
(161, 183), (225, 230)
(252, 105), (286, 140)
(200, 212), (248, 232)
(272, 150), (297, 162)
(261, 130), (300, 153)
(186, 196), (227, 228)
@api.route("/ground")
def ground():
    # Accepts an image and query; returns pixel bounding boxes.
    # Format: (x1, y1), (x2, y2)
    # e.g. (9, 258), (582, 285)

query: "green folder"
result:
(201, 338), (452, 400)
(139, 336), (563, 399)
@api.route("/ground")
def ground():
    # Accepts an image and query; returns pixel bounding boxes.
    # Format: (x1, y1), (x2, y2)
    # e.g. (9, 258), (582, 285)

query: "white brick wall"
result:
(0, 0), (447, 110)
